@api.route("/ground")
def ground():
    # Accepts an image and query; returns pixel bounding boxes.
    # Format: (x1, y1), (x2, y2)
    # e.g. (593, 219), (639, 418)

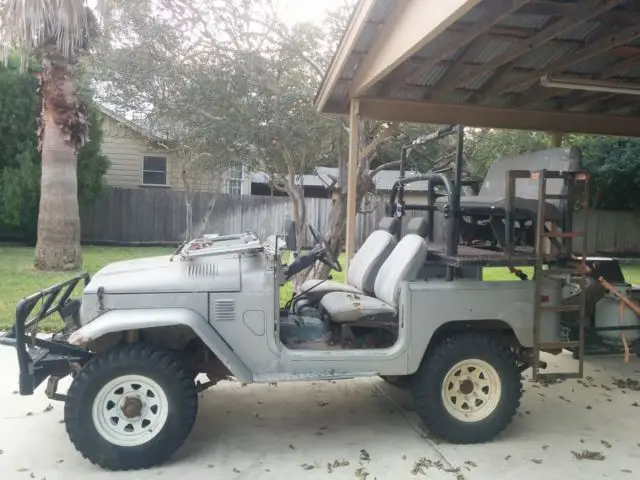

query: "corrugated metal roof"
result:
(497, 13), (550, 30)
(472, 38), (516, 64)
(320, 0), (640, 125)
(565, 55), (619, 75)
(414, 31), (463, 62)
(515, 42), (578, 69)
(413, 64), (448, 87)
(458, 69), (497, 91)
(557, 21), (601, 41)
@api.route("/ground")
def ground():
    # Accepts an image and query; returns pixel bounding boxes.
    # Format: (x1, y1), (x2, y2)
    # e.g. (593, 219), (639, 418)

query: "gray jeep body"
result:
(67, 232), (562, 384)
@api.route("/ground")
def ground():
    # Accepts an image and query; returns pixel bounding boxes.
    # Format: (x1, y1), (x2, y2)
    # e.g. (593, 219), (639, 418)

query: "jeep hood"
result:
(84, 255), (241, 294)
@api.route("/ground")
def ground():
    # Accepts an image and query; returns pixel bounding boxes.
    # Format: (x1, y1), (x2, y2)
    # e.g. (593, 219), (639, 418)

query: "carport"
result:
(315, 0), (640, 260)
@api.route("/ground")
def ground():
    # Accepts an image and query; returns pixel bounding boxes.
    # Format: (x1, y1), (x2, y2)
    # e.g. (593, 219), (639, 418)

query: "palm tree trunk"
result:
(34, 59), (82, 271)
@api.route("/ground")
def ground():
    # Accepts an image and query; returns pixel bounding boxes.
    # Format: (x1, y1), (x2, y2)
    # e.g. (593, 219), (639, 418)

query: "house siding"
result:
(100, 113), (238, 194)
(101, 115), (180, 188)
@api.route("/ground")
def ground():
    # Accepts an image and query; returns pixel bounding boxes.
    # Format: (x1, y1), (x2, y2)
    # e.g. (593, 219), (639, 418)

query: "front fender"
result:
(69, 308), (253, 383)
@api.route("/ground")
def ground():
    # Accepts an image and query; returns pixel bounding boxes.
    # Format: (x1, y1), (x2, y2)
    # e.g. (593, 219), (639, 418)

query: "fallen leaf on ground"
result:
(360, 449), (371, 461)
(355, 467), (369, 479)
(571, 450), (605, 461)
(632, 402), (639, 407)
(411, 457), (431, 475)
(43, 404), (53, 413)
(402, 455), (407, 460)
(289, 444), (295, 450)
(531, 459), (542, 464)
(505, 455), (511, 461)
(601, 440), (612, 449)
(318, 401), (329, 407)
(26, 412), (33, 416)
(16, 468), (28, 472)
(613, 378), (640, 391)
(542, 445), (549, 451)
(301, 464), (316, 470)
(233, 467), (240, 473)
(207, 464), (214, 468)
(328, 459), (350, 472)
(464, 460), (477, 467)
(586, 405), (592, 410)
(621, 469), (632, 474)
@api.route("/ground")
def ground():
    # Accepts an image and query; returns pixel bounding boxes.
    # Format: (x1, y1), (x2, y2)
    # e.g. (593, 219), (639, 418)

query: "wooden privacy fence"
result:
(80, 187), (640, 254)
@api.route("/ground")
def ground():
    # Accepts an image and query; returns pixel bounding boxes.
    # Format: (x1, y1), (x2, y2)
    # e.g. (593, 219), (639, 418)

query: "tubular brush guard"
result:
(0, 273), (93, 397)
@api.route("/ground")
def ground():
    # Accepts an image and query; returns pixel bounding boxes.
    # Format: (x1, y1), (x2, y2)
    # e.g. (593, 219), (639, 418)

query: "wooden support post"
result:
(346, 99), (360, 269)
(550, 132), (563, 147)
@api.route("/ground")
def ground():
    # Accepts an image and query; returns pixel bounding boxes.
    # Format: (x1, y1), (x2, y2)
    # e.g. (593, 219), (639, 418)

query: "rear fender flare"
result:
(68, 308), (253, 383)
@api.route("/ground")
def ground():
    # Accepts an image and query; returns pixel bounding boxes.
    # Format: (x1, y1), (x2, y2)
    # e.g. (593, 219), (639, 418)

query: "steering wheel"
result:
(308, 225), (342, 272)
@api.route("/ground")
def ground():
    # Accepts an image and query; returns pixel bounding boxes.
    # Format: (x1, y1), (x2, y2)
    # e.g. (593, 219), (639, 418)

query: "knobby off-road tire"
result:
(411, 332), (522, 444)
(64, 344), (198, 470)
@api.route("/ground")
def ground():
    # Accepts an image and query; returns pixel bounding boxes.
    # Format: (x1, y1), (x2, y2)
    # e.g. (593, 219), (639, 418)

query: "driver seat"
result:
(296, 230), (397, 304)
(320, 234), (428, 323)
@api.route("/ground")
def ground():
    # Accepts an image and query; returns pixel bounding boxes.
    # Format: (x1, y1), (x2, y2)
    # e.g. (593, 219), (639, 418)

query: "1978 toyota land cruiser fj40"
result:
(3, 126), (637, 471)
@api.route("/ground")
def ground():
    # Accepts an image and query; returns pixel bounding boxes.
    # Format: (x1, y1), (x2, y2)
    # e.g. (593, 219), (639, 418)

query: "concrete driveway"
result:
(0, 347), (638, 480)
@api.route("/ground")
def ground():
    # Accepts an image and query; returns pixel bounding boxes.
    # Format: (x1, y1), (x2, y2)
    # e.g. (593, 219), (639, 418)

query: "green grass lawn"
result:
(1, 245), (639, 331)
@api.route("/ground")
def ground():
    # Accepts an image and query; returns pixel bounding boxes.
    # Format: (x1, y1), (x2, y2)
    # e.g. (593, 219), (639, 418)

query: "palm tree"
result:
(0, 0), (105, 270)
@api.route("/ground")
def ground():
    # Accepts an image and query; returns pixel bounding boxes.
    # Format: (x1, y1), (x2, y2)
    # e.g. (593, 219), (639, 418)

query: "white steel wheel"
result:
(92, 374), (169, 447)
(441, 359), (501, 422)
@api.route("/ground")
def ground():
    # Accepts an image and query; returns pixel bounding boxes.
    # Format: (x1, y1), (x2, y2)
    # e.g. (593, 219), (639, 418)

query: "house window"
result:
(142, 156), (168, 185)
(228, 166), (243, 195)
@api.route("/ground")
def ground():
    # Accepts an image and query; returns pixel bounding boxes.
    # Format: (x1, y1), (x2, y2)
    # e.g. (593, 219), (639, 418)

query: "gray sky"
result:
(276, 0), (346, 25)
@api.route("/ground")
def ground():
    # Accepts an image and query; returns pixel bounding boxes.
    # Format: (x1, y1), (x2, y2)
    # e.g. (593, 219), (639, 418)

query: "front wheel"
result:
(411, 332), (522, 444)
(64, 344), (198, 470)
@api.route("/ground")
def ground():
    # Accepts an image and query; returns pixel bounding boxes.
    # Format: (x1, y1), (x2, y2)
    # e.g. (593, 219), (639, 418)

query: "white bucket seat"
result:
(320, 234), (428, 323)
(298, 230), (397, 302)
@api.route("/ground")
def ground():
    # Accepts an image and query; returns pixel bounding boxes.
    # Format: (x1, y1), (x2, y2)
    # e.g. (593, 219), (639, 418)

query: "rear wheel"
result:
(411, 332), (522, 443)
(64, 344), (198, 470)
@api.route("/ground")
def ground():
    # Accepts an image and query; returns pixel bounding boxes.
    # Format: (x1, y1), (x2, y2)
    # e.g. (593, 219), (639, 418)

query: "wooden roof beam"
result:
(350, 0), (482, 96)
(436, 0), (629, 97)
(376, 0), (533, 95)
(519, 0), (580, 16)
(515, 53), (640, 107)
(481, 22), (640, 102)
(357, 97), (640, 137)
(315, 0), (377, 112)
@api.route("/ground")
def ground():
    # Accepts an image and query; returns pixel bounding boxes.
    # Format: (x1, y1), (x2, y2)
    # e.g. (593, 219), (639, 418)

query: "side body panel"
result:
(405, 279), (562, 374)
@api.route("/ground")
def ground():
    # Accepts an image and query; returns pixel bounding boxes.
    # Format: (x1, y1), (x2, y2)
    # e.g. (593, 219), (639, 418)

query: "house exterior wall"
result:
(100, 114), (249, 194)
(101, 115), (182, 189)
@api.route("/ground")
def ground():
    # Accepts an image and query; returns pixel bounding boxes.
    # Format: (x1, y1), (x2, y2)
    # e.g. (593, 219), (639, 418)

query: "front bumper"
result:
(0, 273), (93, 396)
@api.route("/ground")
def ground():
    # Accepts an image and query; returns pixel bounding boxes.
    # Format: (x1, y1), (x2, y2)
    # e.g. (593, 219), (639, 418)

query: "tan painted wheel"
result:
(441, 358), (502, 423)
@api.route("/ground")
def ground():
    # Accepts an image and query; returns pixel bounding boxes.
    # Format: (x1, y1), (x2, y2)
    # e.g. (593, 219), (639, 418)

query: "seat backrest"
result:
(374, 234), (428, 306)
(479, 147), (582, 206)
(405, 216), (429, 238)
(348, 230), (397, 293)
